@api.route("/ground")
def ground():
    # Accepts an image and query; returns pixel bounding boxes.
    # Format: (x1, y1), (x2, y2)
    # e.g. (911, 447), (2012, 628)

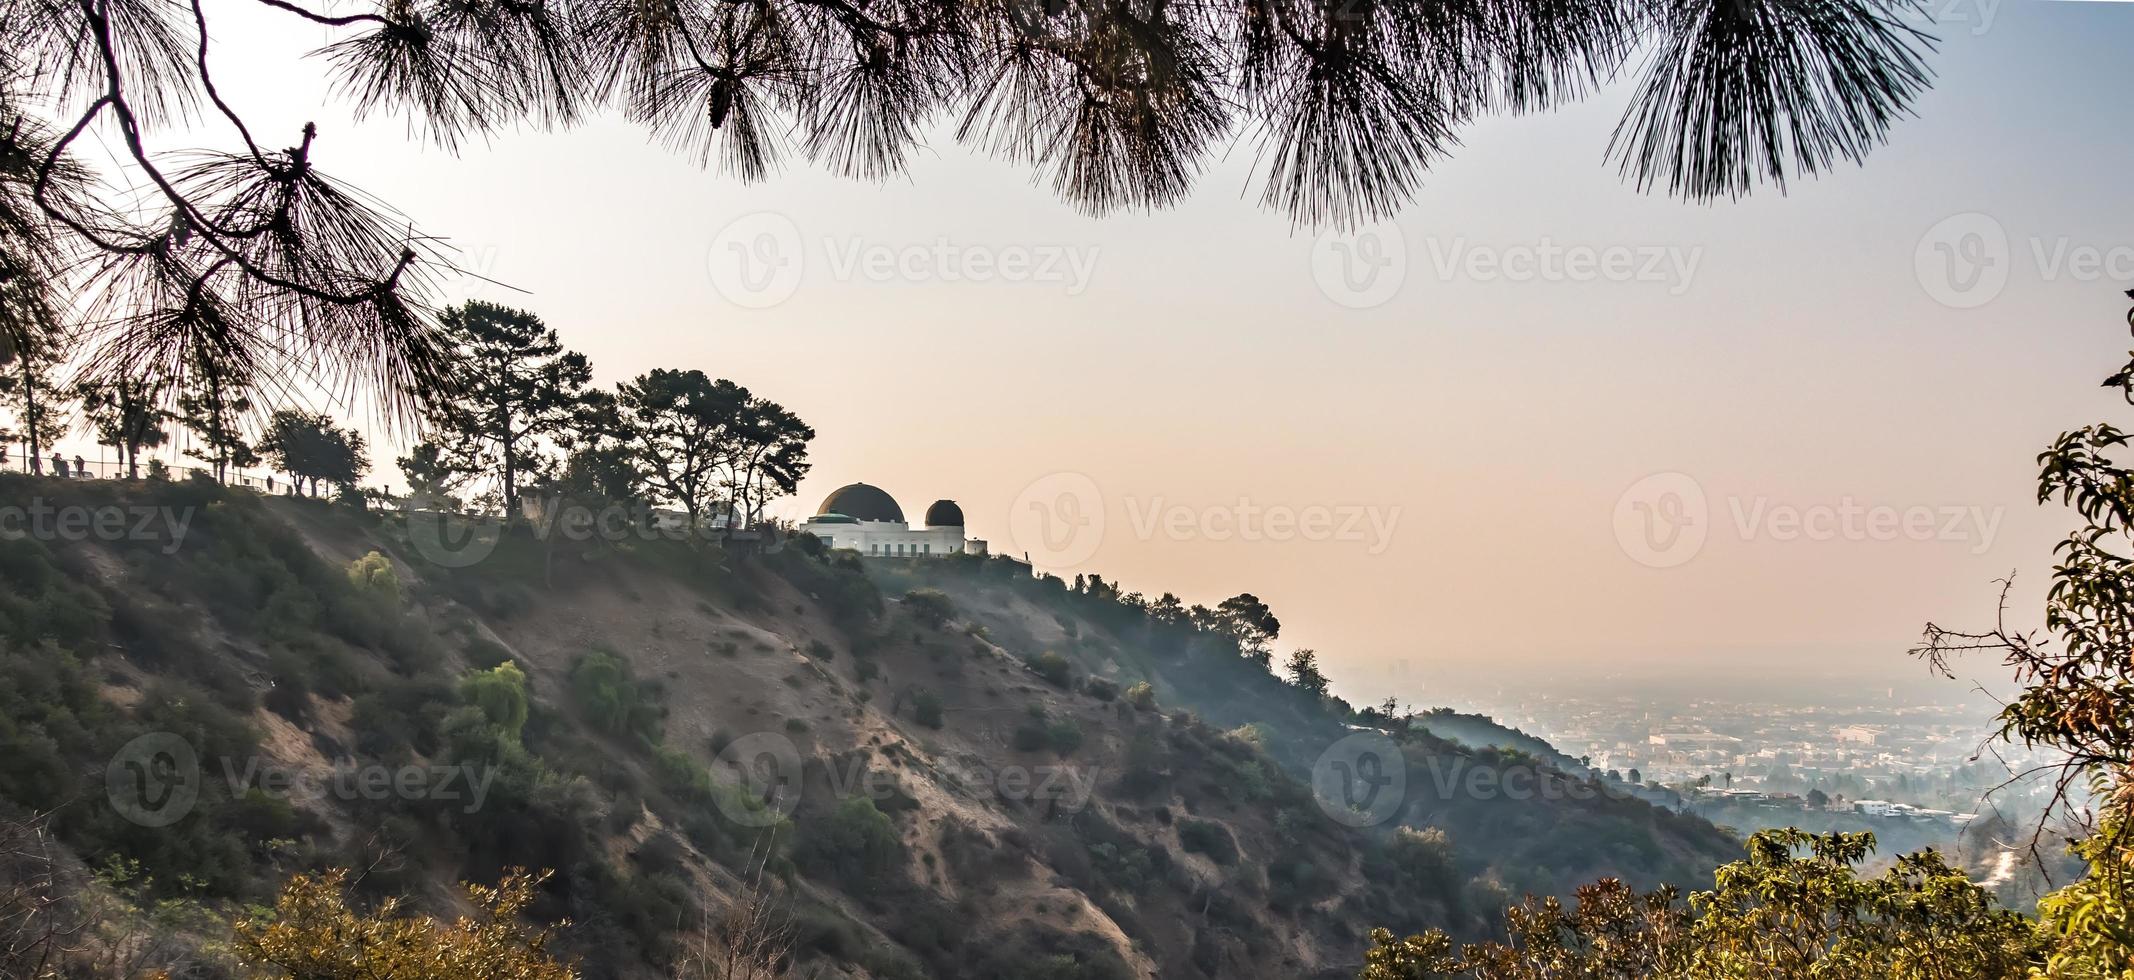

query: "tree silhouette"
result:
(260, 409), (369, 496)
(417, 302), (593, 518)
(75, 376), (170, 478)
(3, 0), (1940, 409)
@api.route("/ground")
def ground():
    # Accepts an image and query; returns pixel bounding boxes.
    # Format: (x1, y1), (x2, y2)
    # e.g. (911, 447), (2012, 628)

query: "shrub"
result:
(1046, 718), (1084, 756)
(234, 869), (572, 980)
(1030, 651), (1073, 687)
(797, 797), (903, 892)
(902, 588), (955, 628)
(569, 651), (664, 744)
(1178, 818), (1237, 865)
(912, 689), (945, 729)
(463, 635), (514, 671)
(1124, 682), (1156, 711)
(459, 662), (531, 739)
(345, 551), (402, 605)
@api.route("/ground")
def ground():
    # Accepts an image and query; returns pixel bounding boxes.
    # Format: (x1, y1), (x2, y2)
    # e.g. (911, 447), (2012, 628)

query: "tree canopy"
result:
(1, 0), (1940, 410)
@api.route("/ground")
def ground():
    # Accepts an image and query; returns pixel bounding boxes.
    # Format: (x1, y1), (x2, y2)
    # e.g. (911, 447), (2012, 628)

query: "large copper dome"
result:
(817, 483), (905, 523)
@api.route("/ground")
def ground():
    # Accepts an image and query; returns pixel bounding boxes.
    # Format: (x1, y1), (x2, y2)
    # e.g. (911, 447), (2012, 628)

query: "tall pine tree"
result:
(422, 302), (593, 518)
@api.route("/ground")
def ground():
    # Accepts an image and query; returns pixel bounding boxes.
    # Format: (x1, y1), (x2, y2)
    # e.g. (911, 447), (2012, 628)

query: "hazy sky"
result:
(112, 1), (2134, 704)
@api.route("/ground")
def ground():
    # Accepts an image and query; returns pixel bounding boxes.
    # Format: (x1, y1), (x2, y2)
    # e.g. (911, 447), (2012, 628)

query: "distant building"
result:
(1648, 731), (1741, 749)
(1832, 725), (1882, 746)
(799, 483), (987, 557)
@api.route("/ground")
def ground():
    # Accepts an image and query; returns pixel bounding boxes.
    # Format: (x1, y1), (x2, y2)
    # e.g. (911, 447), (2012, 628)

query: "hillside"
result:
(0, 476), (1739, 979)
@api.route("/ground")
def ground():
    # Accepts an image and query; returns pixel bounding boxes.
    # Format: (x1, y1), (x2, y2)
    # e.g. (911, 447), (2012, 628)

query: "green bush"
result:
(1046, 718), (1084, 756)
(797, 797), (903, 893)
(912, 689), (945, 729)
(569, 651), (664, 744)
(346, 551), (402, 604)
(1030, 651), (1073, 687)
(459, 662), (531, 739)
(902, 588), (955, 628)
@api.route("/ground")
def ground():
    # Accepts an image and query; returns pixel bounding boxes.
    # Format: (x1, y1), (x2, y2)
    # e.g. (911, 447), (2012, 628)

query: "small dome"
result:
(817, 483), (904, 523)
(924, 499), (965, 528)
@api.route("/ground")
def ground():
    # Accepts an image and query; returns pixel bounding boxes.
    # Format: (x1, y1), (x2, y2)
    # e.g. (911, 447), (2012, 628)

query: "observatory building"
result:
(799, 483), (987, 558)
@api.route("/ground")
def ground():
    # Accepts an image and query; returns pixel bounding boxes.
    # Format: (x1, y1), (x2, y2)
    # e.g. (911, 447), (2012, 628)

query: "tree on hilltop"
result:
(416, 302), (594, 518)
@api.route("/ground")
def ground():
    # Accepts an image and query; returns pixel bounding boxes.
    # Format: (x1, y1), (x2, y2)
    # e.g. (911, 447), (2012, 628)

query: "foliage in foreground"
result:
(233, 869), (574, 980)
(1360, 829), (2044, 979)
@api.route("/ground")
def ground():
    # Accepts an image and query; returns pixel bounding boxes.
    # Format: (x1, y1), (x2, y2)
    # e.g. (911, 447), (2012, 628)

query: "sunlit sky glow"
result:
(66, 0), (2134, 704)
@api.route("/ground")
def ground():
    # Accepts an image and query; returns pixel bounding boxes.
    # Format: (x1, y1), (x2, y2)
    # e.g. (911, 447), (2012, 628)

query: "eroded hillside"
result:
(0, 476), (1739, 979)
